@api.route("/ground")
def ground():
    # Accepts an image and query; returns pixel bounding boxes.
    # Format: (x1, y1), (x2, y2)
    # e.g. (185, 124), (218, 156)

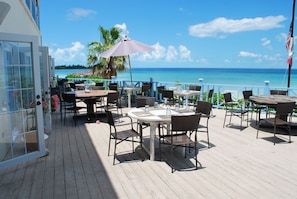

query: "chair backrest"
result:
(61, 93), (76, 104)
(63, 82), (73, 92)
(91, 85), (105, 90)
(196, 101), (212, 115)
(96, 82), (104, 86)
(50, 87), (60, 96)
(143, 82), (152, 88)
(157, 86), (165, 93)
(275, 102), (295, 117)
(141, 84), (151, 93)
(162, 90), (174, 99)
(109, 83), (118, 91)
(107, 92), (119, 103)
(270, 90), (288, 95)
(223, 92), (233, 103)
(189, 85), (201, 91)
(171, 114), (201, 132)
(207, 89), (214, 102)
(242, 90), (253, 100)
(136, 97), (156, 107)
(105, 110), (115, 126)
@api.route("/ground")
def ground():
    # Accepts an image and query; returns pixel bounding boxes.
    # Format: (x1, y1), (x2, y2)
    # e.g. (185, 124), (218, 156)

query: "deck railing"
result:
(58, 77), (297, 109)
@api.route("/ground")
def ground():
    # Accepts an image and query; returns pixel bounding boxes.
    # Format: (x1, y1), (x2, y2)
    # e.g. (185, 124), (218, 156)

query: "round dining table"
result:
(120, 86), (141, 108)
(249, 95), (297, 106)
(75, 90), (117, 119)
(174, 90), (201, 109)
(249, 95), (297, 122)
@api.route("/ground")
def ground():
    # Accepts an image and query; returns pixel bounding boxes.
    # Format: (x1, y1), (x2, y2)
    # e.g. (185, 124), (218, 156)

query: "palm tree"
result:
(87, 26), (126, 79)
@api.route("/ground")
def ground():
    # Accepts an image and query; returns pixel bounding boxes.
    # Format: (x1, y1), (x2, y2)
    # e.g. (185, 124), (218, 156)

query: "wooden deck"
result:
(1, 107), (297, 199)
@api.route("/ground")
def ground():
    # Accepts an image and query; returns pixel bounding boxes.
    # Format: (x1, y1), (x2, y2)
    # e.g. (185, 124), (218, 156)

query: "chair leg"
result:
(206, 120), (210, 148)
(132, 137), (135, 153)
(256, 122), (260, 139)
(273, 125), (276, 145)
(195, 136), (198, 170)
(288, 125), (292, 143)
(113, 139), (117, 165)
(229, 113), (232, 126)
(223, 110), (227, 127)
(158, 124), (163, 160)
(64, 108), (66, 125)
(140, 129), (144, 161)
(240, 114), (243, 130)
(107, 139), (111, 156)
(171, 144), (174, 173)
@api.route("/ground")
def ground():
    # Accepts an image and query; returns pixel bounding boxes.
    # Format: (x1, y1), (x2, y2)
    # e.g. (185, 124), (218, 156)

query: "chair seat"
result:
(111, 129), (139, 140)
(264, 118), (290, 126)
(230, 109), (249, 114)
(164, 134), (194, 145)
(257, 101), (295, 145)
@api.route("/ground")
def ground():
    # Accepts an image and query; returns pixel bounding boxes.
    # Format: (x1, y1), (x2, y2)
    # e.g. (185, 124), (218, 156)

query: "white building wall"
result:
(0, 0), (41, 44)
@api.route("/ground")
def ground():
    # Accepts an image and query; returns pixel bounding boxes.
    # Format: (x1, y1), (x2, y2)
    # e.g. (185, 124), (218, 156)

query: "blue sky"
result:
(40, 0), (295, 69)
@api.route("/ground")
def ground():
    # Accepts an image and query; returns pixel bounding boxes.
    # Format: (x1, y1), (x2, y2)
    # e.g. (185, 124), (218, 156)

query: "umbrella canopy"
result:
(100, 37), (154, 83)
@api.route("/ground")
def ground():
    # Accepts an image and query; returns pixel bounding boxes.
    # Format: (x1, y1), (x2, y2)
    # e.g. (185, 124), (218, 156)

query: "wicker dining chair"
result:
(106, 110), (144, 165)
(187, 85), (201, 106)
(161, 89), (175, 106)
(257, 101), (295, 145)
(159, 114), (201, 173)
(242, 90), (266, 124)
(223, 92), (249, 130)
(105, 92), (122, 117)
(61, 92), (86, 126)
(196, 100), (212, 147)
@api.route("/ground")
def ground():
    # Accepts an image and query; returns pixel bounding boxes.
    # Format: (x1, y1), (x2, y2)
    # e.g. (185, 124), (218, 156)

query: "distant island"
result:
(55, 64), (88, 69)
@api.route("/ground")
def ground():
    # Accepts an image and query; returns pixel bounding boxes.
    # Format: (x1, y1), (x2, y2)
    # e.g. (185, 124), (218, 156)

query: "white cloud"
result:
(261, 37), (270, 46)
(197, 58), (208, 64)
(261, 37), (272, 50)
(151, 42), (166, 60)
(114, 23), (129, 38)
(166, 46), (178, 61)
(238, 51), (284, 64)
(238, 51), (261, 58)
(66, 8), (96, 20)
(179, 45), (192, 61)
(49, 41), (86, 65)
(137, 43), (192, 62)
(224, 59), (231, 63)
(49, 40), (192, 65)
(189, 15), (286, 38)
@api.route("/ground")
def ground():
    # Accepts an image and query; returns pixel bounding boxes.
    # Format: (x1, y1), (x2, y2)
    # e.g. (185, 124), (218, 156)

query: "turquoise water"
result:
(55, 68), (297, 88)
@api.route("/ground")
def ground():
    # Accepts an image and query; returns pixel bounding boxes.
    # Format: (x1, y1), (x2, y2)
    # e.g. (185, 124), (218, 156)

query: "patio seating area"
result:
(1, 107), (297, 198)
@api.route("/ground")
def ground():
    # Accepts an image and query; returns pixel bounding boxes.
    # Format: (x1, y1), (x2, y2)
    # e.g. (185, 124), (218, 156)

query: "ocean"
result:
(55, 67), (297, 88)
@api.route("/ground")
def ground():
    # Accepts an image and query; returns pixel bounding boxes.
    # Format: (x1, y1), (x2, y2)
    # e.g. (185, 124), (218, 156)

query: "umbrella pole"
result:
(128, 55), (133, 85)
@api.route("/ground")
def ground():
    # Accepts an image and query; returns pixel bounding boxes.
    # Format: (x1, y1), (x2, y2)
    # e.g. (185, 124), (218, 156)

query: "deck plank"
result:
(1, 107), (297, 198)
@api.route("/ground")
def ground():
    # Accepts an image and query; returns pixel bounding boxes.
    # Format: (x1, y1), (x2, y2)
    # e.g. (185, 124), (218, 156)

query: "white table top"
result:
(174, 90), (200, 97)
(121, 86), (141, 92)
(128, 107), (195, 122)
(128, 107), (195, 161)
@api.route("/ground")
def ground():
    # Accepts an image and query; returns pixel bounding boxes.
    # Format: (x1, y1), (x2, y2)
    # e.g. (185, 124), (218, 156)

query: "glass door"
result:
(0, 33), (46, 170)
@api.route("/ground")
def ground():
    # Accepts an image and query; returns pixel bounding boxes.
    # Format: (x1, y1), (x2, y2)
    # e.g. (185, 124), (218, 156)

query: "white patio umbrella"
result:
(100, 37), (154, 83)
